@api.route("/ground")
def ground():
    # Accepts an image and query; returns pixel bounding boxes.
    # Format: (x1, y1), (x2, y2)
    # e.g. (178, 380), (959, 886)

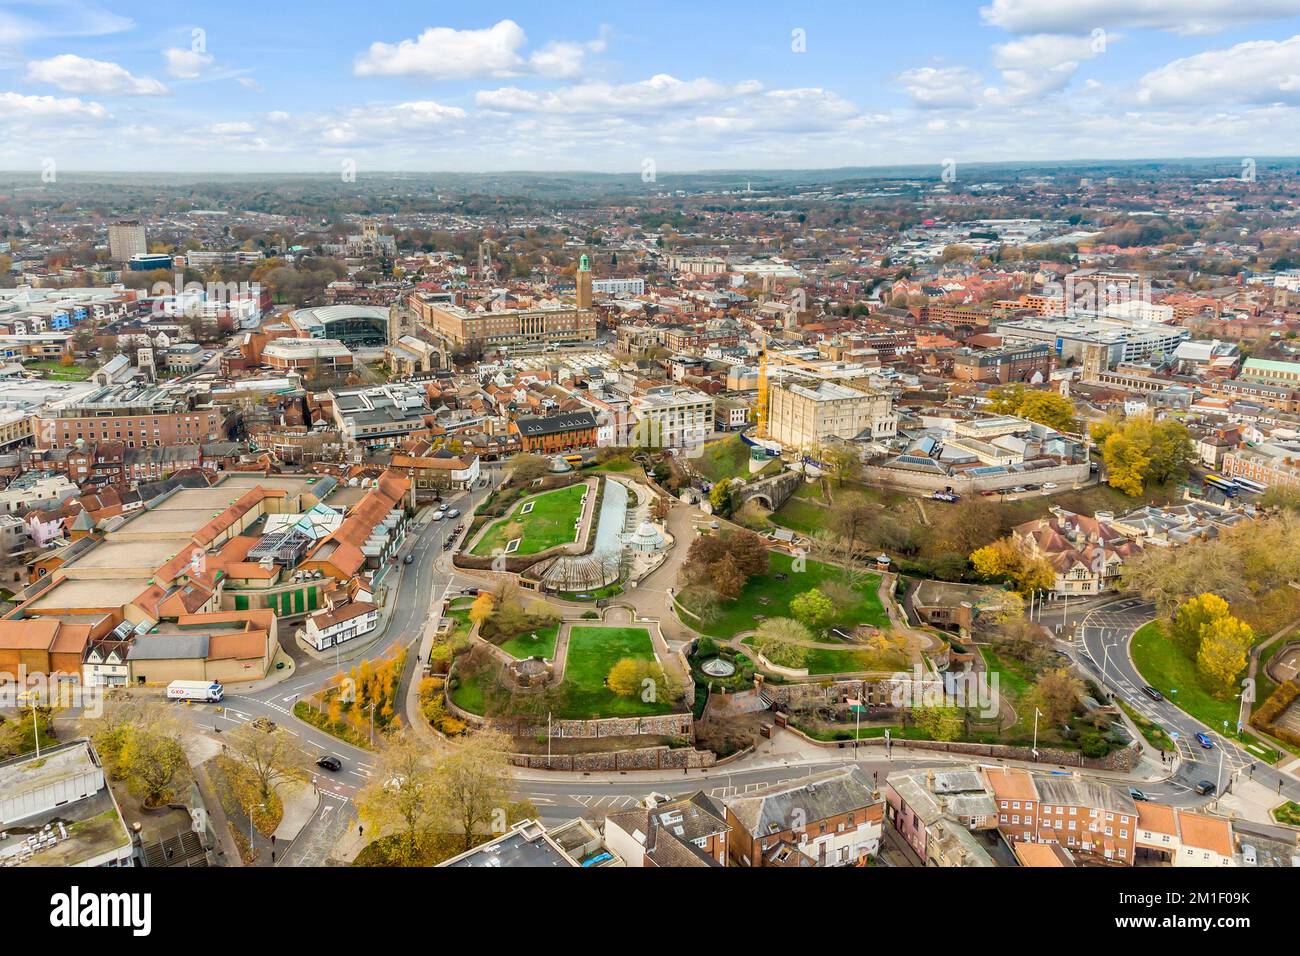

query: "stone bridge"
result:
(734, 469), (804, 512)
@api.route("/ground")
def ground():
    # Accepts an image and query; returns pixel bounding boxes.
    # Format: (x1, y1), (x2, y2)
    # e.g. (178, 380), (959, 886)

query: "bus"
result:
(1232, 476), (1267, 495)
(166, 680), (224, 702)
(1204, 475), (1238, 498)
(563, 454), (585, 466)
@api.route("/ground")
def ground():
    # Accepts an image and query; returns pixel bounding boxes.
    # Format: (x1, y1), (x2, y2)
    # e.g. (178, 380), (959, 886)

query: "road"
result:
(1067, 597), (1300, 809)
(180, 463), (504, 864)
(523, 753), (941, 825)
(178, 462), (1300, 864)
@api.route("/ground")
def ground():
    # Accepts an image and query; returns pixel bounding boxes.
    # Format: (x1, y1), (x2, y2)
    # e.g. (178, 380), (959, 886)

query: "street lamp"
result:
(1032, 707), (1043, 761)
(250, 802), (266, 851)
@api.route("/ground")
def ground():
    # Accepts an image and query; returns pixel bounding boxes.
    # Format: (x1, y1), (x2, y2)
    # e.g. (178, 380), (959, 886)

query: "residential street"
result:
(1066, 599), (1300, 809)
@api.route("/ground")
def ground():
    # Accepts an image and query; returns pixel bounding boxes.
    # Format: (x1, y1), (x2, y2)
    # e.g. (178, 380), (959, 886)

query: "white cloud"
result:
(164, 47), (214, 79)
(477, 74), (759, 114)
(1138, 35), (1300, 104)
(896, 66), (988, 108)
(293, 100), (469, 145)
(25, 54), (167, 96)
(0, 90), (109, 121)
(981, 0), (1300, 35)
(0, 2), (132, 47)
(354, 19), (605, 79)
(991, 33), (1113, 100)
(237, 77), (264, 92)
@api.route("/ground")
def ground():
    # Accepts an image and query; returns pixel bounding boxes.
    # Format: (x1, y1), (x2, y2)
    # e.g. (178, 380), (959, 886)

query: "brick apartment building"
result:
(509, 411), (599, 454)
(987, 767), (1140, 864)
(951, 342), (1054, 383)
(722, 766), (883, 867)
(34, 385), (228, 450)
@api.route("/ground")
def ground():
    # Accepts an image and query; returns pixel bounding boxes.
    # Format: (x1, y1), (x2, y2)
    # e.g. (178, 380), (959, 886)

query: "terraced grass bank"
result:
(471, 482), (588, 557)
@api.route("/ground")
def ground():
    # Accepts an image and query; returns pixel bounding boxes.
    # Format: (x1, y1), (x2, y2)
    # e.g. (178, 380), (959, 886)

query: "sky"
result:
(4, 0), (1300, 174)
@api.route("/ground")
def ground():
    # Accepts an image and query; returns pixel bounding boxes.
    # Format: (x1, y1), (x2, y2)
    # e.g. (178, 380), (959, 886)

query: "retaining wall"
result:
(508, 745), (716, 772)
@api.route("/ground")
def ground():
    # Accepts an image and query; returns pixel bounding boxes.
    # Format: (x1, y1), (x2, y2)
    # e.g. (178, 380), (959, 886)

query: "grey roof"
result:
(1034, 777), (1137, 815)
(514, 411), (598, 436)
(126, 633), (210, 660)
(723, 766), (875, 836)
(442, 828), (571, 868)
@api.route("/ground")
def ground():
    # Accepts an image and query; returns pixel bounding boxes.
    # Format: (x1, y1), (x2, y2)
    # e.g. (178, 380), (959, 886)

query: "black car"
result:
(1194, 780), (1216, 796)
(1128, 787), (1149, 802)
(316, 755), (342, 772)
(1141, 685), (1164, 702)
(403, 554), (415, 564)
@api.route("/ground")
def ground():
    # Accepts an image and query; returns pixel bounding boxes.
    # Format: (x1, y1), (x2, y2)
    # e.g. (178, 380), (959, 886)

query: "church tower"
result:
(575, 253), (593, 309)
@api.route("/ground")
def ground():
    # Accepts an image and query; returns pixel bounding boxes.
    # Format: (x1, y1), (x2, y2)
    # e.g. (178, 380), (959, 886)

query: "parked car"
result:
(1128, 787), (1149, 802)
(316, 755), (342, 772)
(1042, 482), (1058, 490)
(1141, 685), (1164, 702)
(1195, 732), (1214, 749)
(1194, 780), (1216, 796)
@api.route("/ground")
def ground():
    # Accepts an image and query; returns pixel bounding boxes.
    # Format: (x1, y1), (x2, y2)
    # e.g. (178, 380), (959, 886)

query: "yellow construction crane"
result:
(753, 331), (836, 440)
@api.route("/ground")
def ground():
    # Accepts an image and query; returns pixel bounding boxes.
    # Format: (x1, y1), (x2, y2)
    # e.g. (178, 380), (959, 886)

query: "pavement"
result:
(174, 464), (506, 865)
(173, 464), (1300, 862)
(1063, 595), (1300, 812)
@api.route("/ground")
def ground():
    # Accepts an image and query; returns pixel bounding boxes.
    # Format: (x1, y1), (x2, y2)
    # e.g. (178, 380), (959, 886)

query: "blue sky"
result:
(4, 0), (1300, 172)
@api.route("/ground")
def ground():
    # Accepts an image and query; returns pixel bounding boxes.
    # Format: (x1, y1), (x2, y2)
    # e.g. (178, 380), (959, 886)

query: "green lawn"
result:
(498, 622), (561, 661)
(450, 671), (487, 716)
(1130, 621), (1240, 734)
(26, 360), (92, 381)
(678, 551), (887, 639)
(769, 497), (831, 535)
(1273, 801), (1300, 827)
(1118, 698), (1174, 751)
(558, 626), (672, 718)
(694, 435), (782, 483)
(798, 723), (935, 742)
(471, 483), (587, 557)
(741, 637), (906, 675)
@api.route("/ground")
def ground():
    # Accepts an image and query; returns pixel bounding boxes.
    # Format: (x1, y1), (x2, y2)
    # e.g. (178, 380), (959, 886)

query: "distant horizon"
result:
(1, 154), (1297, 181)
